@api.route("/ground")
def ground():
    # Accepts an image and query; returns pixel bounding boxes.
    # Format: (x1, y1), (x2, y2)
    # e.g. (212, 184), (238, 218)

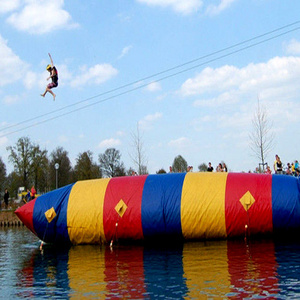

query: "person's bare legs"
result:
(41, 87), (56, 100)
(48, 89), (56, 101)
(41, 88), (47, 97)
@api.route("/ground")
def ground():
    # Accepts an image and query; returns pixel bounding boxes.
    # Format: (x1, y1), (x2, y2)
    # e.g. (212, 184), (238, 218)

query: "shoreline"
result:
(0, 206), (24, 227)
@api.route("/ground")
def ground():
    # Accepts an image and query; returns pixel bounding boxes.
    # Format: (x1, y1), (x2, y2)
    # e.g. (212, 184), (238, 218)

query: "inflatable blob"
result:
(15, 172), (300, 245)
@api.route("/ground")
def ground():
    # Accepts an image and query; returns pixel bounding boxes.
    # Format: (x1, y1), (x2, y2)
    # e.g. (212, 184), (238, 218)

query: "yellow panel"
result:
(181, 173), (227, 239)
(68, 246), (106, 299)
(67, 178), (110, 244)
(183, 241), (231, 299)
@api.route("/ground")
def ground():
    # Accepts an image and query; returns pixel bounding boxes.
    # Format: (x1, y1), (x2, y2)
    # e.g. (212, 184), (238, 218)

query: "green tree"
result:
(99, 148), (125, 178)
(7, 137), (34, 188)
(49, 147), (73, 189)
(198, 163), (208, 172)
(172, 155), (188, 173)
(31, 145), (49, 192)
(156, 168), (166, 174)
(74, 151), (101, 180)
(114, 164), (126, 177)
(0, 157), (6, 192)
(5, 171), (21, 199)
(127, 167), (136, 176)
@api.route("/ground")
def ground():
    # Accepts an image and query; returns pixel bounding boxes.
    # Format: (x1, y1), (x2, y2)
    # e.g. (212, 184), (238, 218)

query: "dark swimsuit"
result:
(48, 66), (58, 88)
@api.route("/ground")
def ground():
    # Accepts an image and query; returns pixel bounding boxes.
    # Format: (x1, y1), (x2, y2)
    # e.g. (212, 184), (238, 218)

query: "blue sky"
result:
(1, 0), (300, 174)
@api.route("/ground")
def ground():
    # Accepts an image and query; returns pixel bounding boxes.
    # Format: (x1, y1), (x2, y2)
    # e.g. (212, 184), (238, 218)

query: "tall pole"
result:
(55, 163), (59, 189)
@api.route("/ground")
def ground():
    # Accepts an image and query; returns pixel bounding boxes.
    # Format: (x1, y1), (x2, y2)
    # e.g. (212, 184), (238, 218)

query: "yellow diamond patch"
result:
(239, 191), (255, 211)
(45, 207), (57, 223)
(115, 199), (128, 217)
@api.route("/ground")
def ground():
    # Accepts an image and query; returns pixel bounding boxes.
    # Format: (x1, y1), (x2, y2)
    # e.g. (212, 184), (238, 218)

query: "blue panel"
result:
(143, 245), (188, 298)
(32, 248), (70, 297)
(274, 241), (300, 297)
(272, 175), (300, 232)
(33, 183), (75, 244)
(141, 173), (186, 238)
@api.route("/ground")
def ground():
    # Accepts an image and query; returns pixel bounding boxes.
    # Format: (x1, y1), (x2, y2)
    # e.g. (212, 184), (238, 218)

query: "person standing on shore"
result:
(4, 189), (9, 210)
(31, 185), (36, 200)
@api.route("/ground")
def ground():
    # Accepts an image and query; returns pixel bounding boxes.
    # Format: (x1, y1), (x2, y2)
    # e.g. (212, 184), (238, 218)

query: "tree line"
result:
(0, 137), (127, 197)
(0, 137), (196, 198)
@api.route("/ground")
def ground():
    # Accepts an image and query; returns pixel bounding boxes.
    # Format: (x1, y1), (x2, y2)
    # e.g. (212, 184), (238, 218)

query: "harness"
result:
(52, 66), (58, 84)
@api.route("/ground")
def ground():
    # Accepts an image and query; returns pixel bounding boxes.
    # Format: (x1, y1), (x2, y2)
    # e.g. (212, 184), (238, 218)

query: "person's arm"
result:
(48, 53), (54, 67)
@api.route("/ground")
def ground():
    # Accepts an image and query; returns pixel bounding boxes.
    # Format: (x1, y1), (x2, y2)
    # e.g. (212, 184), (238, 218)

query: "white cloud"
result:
(71, 64), (118, 87)
(206, 0), (237, 16)
(0, 0), (20, 13)
(116, 131), (125, 136)
(118, 45), (133, 59)
(145, 82), (162, 92)
(23, 71), (38, 90)
(98, 138), (121, 148)
(168, 137), (190, 148)
(284, 39), (300, 55)
(138, 112), (162, 130)
(193, 91), (239, 107)
(58, 135), (69, 143)
(0, 34), (28, 87)
(180, 56), (300, 100)
(136, 0), (203, 15)
(117, 13), (132, 23)
(3, 94), (20, 105)
(0, 136), (8, 147)
(6, 0), (79, 34)
(136, 0), (238, 15)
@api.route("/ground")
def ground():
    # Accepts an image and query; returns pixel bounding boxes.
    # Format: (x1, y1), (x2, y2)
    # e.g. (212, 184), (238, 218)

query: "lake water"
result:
(0, 227), (299, 299)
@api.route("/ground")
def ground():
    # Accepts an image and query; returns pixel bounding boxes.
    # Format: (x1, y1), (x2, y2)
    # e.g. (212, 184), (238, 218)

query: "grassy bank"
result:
(0, 203), (24, 226)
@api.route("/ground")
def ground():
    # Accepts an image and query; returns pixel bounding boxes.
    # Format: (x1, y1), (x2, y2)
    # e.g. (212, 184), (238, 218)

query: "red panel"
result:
(227, 240), (279, 299)
(225, 173), (273, 237)
(103, 176), (147, 241)
(15, 199), (37, 235)
(104, 246), (145, 299)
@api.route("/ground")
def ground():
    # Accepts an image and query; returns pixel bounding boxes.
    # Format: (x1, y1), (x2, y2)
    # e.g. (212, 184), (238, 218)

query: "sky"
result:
(1, 0), (300, 175)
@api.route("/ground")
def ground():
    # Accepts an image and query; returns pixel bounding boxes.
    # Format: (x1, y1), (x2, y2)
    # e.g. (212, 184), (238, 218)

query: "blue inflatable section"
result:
(33, 183), (75, 244)
(143, 245), (188, 297)
(272, 175), (300, 232)
(141, 173), (186, 238)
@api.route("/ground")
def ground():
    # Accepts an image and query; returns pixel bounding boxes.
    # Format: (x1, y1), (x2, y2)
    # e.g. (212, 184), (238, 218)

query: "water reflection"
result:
(11, 234), (300, 299)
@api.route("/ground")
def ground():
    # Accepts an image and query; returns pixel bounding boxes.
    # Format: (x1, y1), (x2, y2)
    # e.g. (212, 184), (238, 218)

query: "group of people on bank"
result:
(25, 186), (37, 203)
(273, 154), (300, 176)
(168, 162), (228, 173)
(207, 162), (228, 172)
(0, 185), (37, 210)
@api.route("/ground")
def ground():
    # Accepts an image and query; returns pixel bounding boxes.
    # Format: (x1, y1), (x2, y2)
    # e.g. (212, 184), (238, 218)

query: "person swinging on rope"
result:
(41, 53), (58, 101)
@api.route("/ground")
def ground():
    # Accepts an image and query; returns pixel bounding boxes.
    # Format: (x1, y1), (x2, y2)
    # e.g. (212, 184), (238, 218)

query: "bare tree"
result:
(130, 123), (148, 175)
(249, 98), (275, 171)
